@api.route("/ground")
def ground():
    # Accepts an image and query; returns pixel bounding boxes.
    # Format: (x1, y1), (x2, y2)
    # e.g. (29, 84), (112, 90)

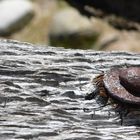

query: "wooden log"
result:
(0, 39), (140, 139)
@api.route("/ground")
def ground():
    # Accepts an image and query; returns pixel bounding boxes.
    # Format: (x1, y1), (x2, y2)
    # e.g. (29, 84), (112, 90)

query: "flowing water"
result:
(0, 40), (139, 140)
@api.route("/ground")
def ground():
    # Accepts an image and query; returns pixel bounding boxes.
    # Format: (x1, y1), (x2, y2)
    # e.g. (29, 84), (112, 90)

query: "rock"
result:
(48, 7), (99, 49)
(90, 18), (120, 50)
(64, 0), (140, 30)
(65, 0), (140, 21)
(0, 0), (34, 36)
(12, 0), (58, 44)
(89, 18), (140, 52)
(103, 31), (140, 52)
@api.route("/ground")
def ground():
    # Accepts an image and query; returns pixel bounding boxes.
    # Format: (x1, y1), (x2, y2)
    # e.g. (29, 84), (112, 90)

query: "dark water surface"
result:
(0, 40), (139, 140)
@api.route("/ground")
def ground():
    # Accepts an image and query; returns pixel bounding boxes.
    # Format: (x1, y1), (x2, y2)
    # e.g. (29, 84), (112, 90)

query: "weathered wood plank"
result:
(0, 39), (139, 139)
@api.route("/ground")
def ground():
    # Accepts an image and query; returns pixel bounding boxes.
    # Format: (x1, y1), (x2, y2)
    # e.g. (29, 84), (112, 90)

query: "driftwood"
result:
(0, 39), (140, 139)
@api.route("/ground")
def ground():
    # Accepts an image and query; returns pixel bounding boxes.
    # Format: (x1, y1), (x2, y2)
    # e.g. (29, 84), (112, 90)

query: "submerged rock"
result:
(0, 0), (34, 36)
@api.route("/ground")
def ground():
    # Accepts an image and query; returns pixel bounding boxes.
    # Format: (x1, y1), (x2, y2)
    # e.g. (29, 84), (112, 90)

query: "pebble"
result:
(0, 0), (34, 36)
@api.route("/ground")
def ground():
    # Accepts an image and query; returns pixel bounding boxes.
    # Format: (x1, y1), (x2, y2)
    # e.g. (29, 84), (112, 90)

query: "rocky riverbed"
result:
(0, 0), (140, 52)
(0, 39), (139, 139)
